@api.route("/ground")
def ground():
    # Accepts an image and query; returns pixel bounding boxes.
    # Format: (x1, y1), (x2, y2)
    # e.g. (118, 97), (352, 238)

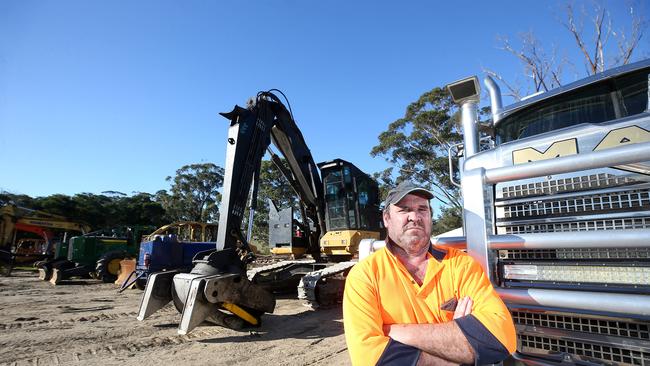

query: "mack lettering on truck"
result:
(512, 138), (578, 164)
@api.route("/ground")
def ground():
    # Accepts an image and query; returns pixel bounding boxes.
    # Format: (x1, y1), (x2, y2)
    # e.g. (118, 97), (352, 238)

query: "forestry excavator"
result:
(137, 91), (382, 334)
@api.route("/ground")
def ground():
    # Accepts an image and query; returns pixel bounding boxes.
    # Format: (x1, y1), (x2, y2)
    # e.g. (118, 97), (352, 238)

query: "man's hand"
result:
(453, 296), (473, 319)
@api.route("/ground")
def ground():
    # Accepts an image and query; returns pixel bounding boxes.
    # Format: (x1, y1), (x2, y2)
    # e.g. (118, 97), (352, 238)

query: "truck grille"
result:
(501, 173), (637, 199)
(519, 334), (649, 366)
(497, 171), (650, 365)
(515, 311), (650, 365)
(504, 217), (650, 234)
(502, 188), (650, 219)
(512, 311), (650, 341)
(497, 179), (650, 234)
(499, 248), (650, 260)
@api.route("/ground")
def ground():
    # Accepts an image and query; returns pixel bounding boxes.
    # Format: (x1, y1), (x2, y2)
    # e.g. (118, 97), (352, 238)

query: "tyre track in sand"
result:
(0, 306), (178, 331)
(1, 325), (228, 366)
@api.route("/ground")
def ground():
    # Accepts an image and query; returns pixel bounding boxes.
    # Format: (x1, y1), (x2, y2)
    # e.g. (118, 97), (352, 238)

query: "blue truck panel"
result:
(136, 235), (216, 276)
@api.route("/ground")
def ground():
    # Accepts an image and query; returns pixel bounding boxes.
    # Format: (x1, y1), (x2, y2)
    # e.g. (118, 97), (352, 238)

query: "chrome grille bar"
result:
(512, 311), (650, 341)
(498, 183), (650, 206)
(434, 236), (467, 249)
(498, 288), (650, 317)
(518, 334), (649, 366)
(485, 141), (650, 184)
(500, 247), (650, 260)
(487, 230), (650, 249)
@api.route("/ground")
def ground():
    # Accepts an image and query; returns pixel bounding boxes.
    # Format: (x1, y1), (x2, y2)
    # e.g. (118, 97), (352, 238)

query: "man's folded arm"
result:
(383, 320), (475, 364)
(375, 339), (421, 366)
(455, 256), (518, 364)
(455, 314), (511, 364)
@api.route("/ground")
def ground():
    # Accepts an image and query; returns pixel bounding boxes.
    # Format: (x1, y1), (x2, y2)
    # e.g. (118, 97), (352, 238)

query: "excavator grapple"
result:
(139, 249), (274, 334)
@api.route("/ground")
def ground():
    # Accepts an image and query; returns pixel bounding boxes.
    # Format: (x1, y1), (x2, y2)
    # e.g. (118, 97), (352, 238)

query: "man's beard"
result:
(396, 225), (430, 254)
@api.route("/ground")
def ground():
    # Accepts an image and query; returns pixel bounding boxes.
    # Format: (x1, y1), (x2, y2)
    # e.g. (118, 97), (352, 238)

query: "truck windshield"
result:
(495, 68), (649, 144)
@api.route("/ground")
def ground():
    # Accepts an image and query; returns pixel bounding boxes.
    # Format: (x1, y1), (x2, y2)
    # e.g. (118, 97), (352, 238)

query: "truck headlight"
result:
(503, 264), (650, 286)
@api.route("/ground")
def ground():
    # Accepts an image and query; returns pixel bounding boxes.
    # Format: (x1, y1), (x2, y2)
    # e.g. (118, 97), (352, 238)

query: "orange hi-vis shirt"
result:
(343, 244), (516, 366)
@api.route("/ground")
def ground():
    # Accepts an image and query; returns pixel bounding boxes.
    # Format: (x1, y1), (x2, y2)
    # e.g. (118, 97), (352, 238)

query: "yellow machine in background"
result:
(0, 204), (90, 276)
(1, 205), (90, 248)
(141, 221), (218, 243)
(320, 230), (381, 258)
(267, 159), (383, 261)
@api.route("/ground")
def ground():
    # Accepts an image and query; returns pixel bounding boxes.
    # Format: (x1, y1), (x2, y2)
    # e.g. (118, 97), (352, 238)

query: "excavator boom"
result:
(138, 91), (383, 334)
(215, 93), (325, 257)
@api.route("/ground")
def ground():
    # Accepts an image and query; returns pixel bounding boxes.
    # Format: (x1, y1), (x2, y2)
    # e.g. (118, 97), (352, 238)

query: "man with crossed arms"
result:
(343, 181), (516, 365)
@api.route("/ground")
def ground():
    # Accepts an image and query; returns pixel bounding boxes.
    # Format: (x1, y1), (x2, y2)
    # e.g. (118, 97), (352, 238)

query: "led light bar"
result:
(503, 264), (650, 286)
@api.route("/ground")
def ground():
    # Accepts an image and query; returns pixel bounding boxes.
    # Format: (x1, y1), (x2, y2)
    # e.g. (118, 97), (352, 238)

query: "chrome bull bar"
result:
(460, 141), (650, 321)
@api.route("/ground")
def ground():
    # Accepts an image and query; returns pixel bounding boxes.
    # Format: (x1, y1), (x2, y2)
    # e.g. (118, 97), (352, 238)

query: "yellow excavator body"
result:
(270, 246), (307, 257)
(320, 229), (381, 257)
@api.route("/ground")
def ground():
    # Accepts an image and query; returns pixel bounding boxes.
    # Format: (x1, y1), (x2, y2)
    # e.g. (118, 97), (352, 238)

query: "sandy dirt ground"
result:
(0, 270), (352, 366)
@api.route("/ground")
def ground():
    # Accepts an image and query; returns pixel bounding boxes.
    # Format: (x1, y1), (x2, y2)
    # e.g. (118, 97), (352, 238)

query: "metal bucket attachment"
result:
(116, 259), (136, 287)
(173, 272), (276, 335)
(137, 270), (180, 321)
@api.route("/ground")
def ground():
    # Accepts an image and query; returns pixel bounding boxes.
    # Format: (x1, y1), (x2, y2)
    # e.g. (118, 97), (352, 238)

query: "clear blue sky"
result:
(1, 0), (648, 199)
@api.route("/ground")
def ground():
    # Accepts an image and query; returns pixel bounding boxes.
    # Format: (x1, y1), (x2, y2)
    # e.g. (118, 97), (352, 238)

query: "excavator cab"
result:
(269, 159), (382, 259)
(318, 159), (382, 260)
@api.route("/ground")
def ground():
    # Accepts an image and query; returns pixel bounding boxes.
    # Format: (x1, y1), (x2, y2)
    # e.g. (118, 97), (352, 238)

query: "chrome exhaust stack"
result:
(446, 76), (481, 159)
(483, 75), (503, 125)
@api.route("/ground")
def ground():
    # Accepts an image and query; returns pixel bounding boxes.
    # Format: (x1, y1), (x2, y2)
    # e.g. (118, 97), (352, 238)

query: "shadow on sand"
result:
(198, 306), (344, 344)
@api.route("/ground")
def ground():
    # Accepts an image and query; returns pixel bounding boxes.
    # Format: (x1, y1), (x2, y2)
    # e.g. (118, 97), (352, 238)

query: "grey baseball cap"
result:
(382, 181), (434, 210)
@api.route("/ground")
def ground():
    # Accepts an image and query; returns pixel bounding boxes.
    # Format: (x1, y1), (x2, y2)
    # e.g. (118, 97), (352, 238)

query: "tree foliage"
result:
(159, 163), (224, 222)
(1, 162), (225, 231)
(487, 0), (647, 99)
(371, 87), (463, 210)
(0, 191), (166, 230)
(432, 206), (463, 236)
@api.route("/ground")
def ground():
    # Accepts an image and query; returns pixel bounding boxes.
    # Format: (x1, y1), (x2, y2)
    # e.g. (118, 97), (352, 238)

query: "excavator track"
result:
(298, 261), (356, 308)
(246, 259), (315, 280)
(247, 259), (324, 294)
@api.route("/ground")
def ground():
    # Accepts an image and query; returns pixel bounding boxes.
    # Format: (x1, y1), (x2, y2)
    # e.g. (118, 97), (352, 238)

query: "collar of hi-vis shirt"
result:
(385, 238), (449, 293)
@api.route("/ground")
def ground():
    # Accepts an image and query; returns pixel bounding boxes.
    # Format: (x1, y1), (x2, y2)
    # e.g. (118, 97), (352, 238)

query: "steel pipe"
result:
(497, 288), (650, 317)
(488, 229), (650, 249)
(484, 76), (503, 124)
(460, 101), (480, 159)
(434, 236), (467, 249)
